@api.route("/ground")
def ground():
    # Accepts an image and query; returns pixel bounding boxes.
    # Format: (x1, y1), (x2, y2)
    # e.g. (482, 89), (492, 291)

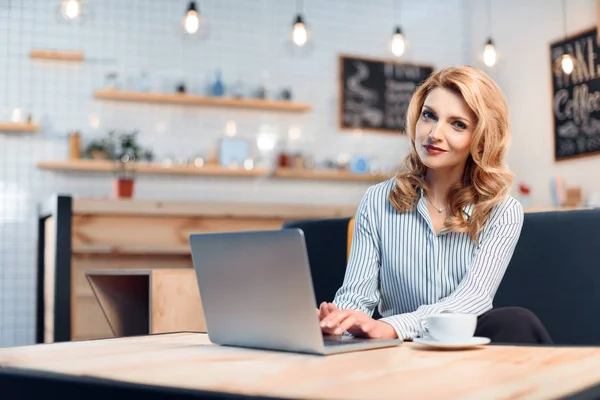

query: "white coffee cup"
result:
(424, 313), (477, 342)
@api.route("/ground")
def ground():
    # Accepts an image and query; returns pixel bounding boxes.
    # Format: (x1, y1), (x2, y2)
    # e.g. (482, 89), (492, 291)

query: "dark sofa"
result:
(282, 208), (600, 345)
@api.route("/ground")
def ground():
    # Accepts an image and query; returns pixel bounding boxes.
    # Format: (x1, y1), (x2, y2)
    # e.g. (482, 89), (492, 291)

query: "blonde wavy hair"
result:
(389, 65), (514, 242)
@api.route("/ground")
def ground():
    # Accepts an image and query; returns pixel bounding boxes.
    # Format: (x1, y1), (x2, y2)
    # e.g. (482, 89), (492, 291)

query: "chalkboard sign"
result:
(550, 28), (600, 161)
(339, 55), (433, 134)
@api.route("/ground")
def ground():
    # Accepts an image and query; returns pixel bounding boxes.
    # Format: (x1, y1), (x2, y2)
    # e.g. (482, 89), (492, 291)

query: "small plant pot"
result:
(114, 178), (134, 199)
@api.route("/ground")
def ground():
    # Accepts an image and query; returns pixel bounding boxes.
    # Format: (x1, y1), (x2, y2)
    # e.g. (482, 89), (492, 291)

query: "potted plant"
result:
(109, 131), (143, 199)
(84, 139), (110, 160)
(113, 153), (136, 198)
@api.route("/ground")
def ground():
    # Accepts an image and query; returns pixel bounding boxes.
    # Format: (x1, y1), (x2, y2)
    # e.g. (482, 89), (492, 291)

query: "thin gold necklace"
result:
(426, 194), (446, 213)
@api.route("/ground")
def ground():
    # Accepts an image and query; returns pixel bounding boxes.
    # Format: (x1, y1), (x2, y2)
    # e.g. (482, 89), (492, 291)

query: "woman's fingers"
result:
(321, 302), (330, 315)
(317, 302), (339, 321)
(319, 302), (330, 319)
(321, 309), (357, 332)
(333, 315), (357, 335)
(320, 309), (345, 328)
(319, 305), (362, 336)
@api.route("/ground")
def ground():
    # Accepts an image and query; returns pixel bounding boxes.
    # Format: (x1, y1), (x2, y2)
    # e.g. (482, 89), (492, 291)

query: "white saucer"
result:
(413, 336), (491, 350)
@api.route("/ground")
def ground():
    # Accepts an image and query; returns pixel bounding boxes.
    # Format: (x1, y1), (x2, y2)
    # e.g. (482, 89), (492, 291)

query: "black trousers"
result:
(475, 307), (553, 344)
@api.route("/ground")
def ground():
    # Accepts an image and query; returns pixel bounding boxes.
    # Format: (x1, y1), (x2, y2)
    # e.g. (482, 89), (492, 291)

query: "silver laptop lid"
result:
(189, 229), (326, 354)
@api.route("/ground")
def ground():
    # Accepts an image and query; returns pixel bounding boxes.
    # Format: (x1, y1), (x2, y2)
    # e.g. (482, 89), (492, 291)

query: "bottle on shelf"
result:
(68, 131), (82, 160)
(211, 69), (225, 97)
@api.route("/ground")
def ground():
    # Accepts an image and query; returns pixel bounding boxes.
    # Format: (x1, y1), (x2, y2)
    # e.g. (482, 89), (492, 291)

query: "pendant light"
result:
(391, 27), (405, 57)
(482, 0), (497, 67)
(558, 0), (574, 75)
(183, 1), (200, 34)
(560, 54), (574, 74)
(61, 0), (81, 20)
(291, 0), (310, 47)
(285, 0), (313, 57)
(292, 15), (308, 46)
(390, 0), (405, 57)
(55, 0), (89, 23)
(180, 1), (209, 39)
(483, 38), (497, 67)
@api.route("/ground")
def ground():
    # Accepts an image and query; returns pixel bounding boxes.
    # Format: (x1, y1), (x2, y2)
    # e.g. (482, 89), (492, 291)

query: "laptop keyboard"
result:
(323, 335), (373, 346)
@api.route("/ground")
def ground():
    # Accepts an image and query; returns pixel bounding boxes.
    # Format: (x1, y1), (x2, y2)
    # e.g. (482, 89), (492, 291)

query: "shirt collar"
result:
(418, 186), (473, 219)
(462, 204), (473, 219)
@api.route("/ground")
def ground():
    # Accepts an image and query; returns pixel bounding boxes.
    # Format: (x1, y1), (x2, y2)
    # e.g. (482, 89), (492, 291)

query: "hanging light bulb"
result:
(292, 15), (308, 46)
(561, 54), (574, 75)
(483, 38), (497, 67)
(183, 1), (200, 35)
(60, 0), (81, 20)
(285, 0), (313, 56)
(55, 0), (91, 24)
(390, 27), (405, 57)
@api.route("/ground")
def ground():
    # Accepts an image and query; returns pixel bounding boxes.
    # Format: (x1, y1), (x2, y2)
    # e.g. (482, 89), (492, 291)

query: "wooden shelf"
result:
(0, 122), (39, 132)
(36, 160), (392, 183)
(73, 243), (190, 256)
(30, 49), (84, 62)
(94, 89), (312, 112)
(37, 159), (269, 178)
(273, 168), (392, 183)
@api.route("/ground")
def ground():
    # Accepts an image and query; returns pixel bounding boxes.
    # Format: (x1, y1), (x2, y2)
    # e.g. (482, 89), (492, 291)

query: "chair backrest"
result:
(347, 217), (355, 261)
(281, 218), (351, 306)
(494, 208), (600, 345)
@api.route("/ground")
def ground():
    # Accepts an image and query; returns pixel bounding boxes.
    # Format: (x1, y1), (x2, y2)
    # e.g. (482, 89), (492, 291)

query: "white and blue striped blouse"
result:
(332, 177), (524, 340)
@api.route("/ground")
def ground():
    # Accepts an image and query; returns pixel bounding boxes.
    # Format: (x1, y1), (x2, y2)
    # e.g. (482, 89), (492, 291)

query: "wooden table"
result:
(1, 333), (600, 399)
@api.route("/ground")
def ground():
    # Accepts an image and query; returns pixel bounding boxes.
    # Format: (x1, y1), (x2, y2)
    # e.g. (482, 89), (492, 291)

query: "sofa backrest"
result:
(284, 208), (600, 345)
(494, 208), (600, 345)
(281, 218), (351, 306)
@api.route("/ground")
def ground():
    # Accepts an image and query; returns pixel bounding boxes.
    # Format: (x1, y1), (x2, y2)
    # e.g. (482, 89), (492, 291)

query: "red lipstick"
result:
(423, 145), (447, 155)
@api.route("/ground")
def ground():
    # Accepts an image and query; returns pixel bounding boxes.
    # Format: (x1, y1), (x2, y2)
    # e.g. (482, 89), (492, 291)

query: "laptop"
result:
(189, 228), (402, 355)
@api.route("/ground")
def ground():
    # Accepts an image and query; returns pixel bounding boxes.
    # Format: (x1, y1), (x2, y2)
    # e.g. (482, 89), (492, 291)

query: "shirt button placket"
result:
(434, 234), (440, 301)
(428, 231), (435, 302)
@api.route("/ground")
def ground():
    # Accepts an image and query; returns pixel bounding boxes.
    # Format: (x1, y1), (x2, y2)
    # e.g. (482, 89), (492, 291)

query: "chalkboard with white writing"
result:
(550, 28), (600, 161)
(339, 55), (433, 134)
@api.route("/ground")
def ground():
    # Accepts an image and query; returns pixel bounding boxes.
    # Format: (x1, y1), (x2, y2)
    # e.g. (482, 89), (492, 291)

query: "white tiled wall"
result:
(0, 0), (469, 347)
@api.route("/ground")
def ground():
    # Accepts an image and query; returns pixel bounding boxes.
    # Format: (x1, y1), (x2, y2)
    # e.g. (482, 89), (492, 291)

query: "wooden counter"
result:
(2, 332), (600, 399)
(37, 195), (357, 344)
(87, 269), (206, 337)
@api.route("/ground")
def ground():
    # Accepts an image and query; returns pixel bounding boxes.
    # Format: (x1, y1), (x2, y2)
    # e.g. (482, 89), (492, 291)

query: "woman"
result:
(318, 65), (552, 344)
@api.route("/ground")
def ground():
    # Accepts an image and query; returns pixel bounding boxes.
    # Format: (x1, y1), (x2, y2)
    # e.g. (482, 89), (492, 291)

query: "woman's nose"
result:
(429, 123), (444, 141)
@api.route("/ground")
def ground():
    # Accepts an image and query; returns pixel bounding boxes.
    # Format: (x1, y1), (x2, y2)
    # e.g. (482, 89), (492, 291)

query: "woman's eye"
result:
(453, 121), (467, 130)
(422, 111), (435, 120)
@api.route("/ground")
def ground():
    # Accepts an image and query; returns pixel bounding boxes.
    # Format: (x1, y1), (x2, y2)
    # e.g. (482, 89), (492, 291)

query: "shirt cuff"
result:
(379, 313), (424, 340)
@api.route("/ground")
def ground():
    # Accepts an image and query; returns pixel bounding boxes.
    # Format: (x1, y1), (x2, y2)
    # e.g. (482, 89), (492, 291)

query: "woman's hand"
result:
(317, 302), (398, 339)
(317, 301), (339, 320)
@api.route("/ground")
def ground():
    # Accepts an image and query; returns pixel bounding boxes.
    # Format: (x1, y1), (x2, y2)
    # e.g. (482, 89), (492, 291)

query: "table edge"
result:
(0, 365), (299, 400)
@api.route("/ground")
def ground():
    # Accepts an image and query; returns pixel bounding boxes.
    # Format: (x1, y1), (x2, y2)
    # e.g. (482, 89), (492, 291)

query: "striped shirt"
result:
(332, 177), (524, 340)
